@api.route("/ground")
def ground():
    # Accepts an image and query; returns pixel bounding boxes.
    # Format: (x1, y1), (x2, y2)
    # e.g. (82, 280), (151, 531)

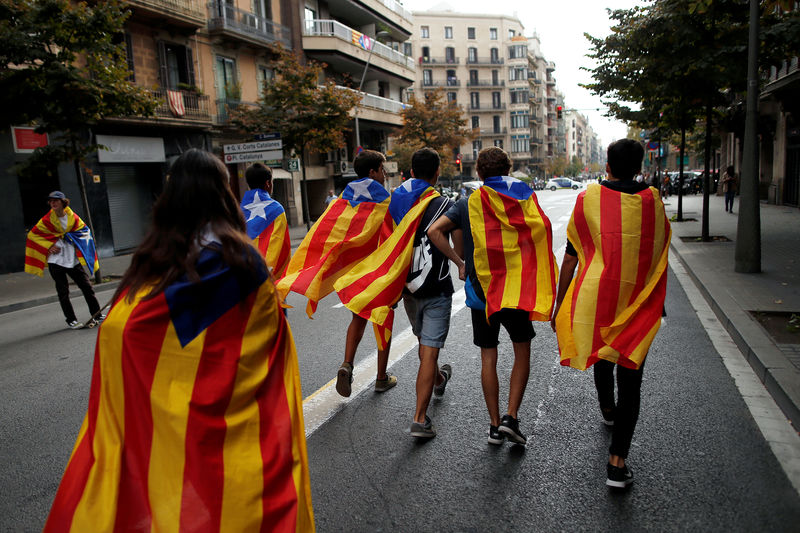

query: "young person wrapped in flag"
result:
(44, 150), (314, 533)
(429, 146), (557, 446)
(24, 191), (103, 329)
(276, 150), (397, 397)
(550, 139), (671, 489)
(241, 162), (291, 278)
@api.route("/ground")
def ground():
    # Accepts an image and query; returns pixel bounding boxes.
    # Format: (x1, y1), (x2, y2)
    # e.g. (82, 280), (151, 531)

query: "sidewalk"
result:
(0, 224), (311, 315)
(665, 193), (800, 429)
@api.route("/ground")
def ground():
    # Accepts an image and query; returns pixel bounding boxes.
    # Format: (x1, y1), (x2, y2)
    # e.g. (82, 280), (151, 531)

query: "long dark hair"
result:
(115, 149), (263, 302)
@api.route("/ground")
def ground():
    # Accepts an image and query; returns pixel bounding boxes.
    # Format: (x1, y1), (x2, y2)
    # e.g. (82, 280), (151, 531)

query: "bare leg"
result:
(414, 344), (440, 423)
(506, 340), (531, 419)
(344, 313), (368, 365)
(480, 347), (500, 426)
(376, 339), (391, 381)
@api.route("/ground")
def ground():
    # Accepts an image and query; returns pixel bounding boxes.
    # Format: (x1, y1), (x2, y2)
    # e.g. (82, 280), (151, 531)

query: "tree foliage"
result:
(230, 44), (360, 159)
(0, 0), (158, 175)
(394, 89), (473, 178)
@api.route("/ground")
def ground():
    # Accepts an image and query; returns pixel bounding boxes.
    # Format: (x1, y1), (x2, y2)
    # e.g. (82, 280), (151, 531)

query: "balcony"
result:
(215, 98), (258, 125)
(304, 20), (415, 74)
(466, 80), (505, 88)
(478, 128), (507, 135)
(465, 58), (504, 65)
(337, 86), (409, 126)
(469, 104), (506, 112)
(207, 1), (291, 47)
(530, 137), (544, 145)
(419, 57), (460, 65)
(151, 88), (212, 124)
(421, 80), (461, 87)
(128, 0), (205, 28)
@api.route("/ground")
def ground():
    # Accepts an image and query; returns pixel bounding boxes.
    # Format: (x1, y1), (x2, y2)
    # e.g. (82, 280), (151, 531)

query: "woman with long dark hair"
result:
(44, 149), (314, 533)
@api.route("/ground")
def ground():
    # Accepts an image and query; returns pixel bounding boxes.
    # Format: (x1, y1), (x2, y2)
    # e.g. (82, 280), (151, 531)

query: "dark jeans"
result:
(49, 263), (100, 323)
(725, 190), (735, 211)
(593, 359), (645, 459)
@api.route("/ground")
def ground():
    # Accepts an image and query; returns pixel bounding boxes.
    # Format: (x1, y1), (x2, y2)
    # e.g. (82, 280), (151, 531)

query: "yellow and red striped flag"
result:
(276, 178), (392, 318)
(468, 176), (558, 322)
(24, 207), (99, 277)
(44, 248), (314, 533)
(241, 188), (291, 278)
(334, 179), (438, 329)
(555, 183), (671, 371)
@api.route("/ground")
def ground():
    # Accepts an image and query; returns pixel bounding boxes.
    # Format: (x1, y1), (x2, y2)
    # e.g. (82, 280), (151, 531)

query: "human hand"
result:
(550, 305), (560, 332)
(48, 245), (60, 256)
(458, 262), (466, 281)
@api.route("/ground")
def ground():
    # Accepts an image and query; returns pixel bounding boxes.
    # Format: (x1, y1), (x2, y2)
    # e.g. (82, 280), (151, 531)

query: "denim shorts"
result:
(402, 293), (452, 348)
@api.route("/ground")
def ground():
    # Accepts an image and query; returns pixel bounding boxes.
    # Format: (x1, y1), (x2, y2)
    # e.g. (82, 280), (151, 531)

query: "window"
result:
(404, 42), (412, 56)
(510, 89), (529, 104)
(511, 112), (529, 129)
(493, 115), (501, 132)
(509, 66), (527, 81)
(490, 48), (499, 63)
(494, 139), (503, 148)
(508, 29), (516, 39)
(447, 92), (457, 103)
(423, 69), (432, 85)
(469, 70), (478, 84)
(508, 45), (527, 59)
(421, 26), (429, 38)
(472, 116), (480, 129)
(492, 92), (501, 108)
(421, 46), (430, 61)
(446, 69), (457, 86)
(444, 26), (453, 39)
(470, 92), (480, 108)
(472, 140), (483, 159)
(257, 65), (273, 95)
(512, 135), (529, 153)
(467, 27), (476, 40)
(159, 41), (195, 89)
(123, 33), (135, 82)
(445, 47), (455, 63)
(215, 55), (237, 100)
(489, 28), (497, 40)
(491, 70), (499, 85)
(468, 47), (477, 63)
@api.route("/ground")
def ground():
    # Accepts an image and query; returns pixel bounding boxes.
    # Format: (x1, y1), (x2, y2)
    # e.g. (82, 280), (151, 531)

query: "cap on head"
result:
(48, 191), (66, 200)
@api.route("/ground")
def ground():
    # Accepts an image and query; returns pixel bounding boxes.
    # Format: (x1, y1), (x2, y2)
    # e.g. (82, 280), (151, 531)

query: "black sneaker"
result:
(433, 364), (451, 397)
(498, 414), (526, 445)
(606, 463), (634, 489)
(488, 424), (504, 446)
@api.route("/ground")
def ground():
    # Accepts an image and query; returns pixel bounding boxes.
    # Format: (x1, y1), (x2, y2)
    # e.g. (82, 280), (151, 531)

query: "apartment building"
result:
(301, 0), (415, 209)
(527, 34), (548, 176)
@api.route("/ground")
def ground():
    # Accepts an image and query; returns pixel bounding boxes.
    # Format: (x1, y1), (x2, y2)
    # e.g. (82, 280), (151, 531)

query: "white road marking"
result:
(670, 254), (800, 496)
(303, 289), (467, 437)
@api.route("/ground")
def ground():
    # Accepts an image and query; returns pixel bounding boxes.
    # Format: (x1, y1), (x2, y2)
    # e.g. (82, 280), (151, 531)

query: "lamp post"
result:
(354, 30), (390, 150)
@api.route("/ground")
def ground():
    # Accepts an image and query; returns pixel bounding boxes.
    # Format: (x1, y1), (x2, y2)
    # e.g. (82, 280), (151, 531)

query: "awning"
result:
(272, 168), (292, 180)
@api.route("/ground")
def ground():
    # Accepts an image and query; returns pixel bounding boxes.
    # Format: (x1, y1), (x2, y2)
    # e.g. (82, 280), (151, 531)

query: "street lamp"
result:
(354, 30), (390, 150)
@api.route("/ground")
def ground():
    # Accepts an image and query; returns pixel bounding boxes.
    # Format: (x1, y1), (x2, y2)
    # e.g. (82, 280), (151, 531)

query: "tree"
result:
(0, 0), (158, 279)
(547, 156), (568, 177)
(394, 89), (473, 179)
(231, 45), (360, 229)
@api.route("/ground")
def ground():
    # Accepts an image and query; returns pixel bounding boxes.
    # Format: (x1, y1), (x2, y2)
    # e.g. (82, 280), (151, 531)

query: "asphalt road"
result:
(1, 188), (798, 532)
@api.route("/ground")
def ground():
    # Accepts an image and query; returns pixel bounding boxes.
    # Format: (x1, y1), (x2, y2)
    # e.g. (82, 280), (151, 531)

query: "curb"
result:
(0, 281), (121, 316)
(670, 241), (800, 431)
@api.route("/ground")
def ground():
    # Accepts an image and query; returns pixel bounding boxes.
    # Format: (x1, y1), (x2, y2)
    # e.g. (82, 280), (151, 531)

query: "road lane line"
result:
(302, 289), (467, 437)
(670, 254), (800, 496)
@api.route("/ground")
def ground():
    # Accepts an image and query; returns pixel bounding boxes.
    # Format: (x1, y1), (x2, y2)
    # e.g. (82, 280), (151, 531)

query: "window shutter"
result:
(185, 46), (196, 86)
(157, 41), (168, 88)
(124, 33), (135, 82)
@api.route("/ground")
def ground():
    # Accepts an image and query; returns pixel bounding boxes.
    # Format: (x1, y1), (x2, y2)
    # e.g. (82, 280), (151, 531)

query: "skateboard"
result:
(75, 301), (112, 329)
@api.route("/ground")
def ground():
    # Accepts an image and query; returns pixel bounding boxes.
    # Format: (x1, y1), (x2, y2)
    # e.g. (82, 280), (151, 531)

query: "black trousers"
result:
(593, 358), (645, 459)
(49, 263), (100, 323)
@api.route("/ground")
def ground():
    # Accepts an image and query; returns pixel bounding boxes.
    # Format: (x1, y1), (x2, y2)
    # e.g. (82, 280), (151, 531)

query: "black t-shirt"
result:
(565, 180), (651, 257)
(404, 196), (455, 298)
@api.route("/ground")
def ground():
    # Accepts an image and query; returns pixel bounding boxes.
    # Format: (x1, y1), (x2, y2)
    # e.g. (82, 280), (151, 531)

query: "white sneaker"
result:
(67, 320), (81, 330)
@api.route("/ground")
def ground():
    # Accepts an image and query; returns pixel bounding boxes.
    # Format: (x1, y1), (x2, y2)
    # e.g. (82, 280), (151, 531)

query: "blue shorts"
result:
(402, 293), (452, 348)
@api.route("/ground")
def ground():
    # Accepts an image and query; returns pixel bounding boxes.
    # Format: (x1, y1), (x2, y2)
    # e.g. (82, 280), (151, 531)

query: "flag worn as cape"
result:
(241, 188), (291, 278)
(468, 176), (558, 322)
(556, 183), (671, 371)
(24, 207), (99, 277)
(275, 178), (392, 318)
(44, 247), (314, 533)
(334, 179), (438, 329)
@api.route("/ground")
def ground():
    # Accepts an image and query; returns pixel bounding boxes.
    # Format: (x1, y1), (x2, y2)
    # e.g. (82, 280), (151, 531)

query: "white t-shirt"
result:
(47, 215), (78, 268)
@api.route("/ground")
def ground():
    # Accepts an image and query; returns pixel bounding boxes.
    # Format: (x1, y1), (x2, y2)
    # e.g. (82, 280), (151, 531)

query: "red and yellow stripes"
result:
(24, 208), (84, 276)
(44, 279), (314, 533)
(468, 186), (558, 322)
(556, 184), (671, 371)
(276, 197), (391, 318)
(255, 211), (291, 279)
(334, 190), (437, 328)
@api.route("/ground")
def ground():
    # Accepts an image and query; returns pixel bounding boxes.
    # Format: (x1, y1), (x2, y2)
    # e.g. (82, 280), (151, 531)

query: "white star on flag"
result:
(400, 180), (415, 192)
(243, 198), (269, 222)
(349, 179), (374, 202)
(500, 175), (518, 189)
(78, 230), (92, 243)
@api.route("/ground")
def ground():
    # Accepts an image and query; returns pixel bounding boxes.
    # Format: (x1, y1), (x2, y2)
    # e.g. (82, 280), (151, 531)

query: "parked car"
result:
(667, 171), (702, 195)
(545, 177), (583, 191)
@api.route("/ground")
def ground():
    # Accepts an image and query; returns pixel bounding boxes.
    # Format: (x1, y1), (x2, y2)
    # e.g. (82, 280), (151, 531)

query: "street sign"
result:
(223, 140), (283, 154)
(287, 159), (300, 172)
(384, 161), (398, 173)
(224, 150), (283, 164)
(254, 132), (281, 141)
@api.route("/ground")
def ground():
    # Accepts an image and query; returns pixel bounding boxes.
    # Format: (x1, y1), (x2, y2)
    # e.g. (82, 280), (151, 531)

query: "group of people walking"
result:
(36, 139), (670, 532)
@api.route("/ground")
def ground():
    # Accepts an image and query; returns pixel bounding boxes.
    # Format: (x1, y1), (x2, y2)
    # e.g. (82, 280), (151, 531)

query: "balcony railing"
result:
(419, 56), (460, 65)
(380, 0), (412, 21)
(207, 1), (291, 47)
(129, 0), (205, 25)
(478, 128), (507, 135)
(466, 80), (505, 88)
(305, 20), (415, 70)
(469, 104), (506, 112)
(336, 86), (410, 114)
(215, 98), (258, 124)
(151, 88), (212, 122)
(465, 58), (504, 65)
(421, 80), (461, 87)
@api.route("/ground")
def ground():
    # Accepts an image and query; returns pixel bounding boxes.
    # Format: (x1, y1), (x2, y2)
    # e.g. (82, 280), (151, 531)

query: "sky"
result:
(401, 0), (647, 148)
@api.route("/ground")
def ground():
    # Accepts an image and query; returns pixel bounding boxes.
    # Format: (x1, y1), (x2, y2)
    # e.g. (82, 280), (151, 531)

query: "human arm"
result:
(550, 251), (579, 331)
(428, 215), (466, 281)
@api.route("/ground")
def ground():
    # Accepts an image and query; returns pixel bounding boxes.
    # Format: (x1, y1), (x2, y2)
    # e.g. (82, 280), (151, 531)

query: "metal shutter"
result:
(105, 165), (147, 252)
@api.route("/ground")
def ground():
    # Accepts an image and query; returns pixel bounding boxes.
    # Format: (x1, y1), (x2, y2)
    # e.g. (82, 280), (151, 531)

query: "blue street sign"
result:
(254, 132), (281, 141)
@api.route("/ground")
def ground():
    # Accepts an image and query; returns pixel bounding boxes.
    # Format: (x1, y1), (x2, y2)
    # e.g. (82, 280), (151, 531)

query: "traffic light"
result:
(455, 154), (462, 173)
(556, 105), (563, 119)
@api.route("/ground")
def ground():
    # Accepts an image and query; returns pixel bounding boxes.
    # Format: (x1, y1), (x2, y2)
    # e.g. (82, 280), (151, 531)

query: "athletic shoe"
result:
(606, 463), (634, 489)
(488, 425), (505, 446)
(336, 362), (353, 398)
(374, 372), (397, 393)
(601, 407), (615, 427)
(433, 364), (452, 397)
(498, 414), (526, 445)
(410, 416), (436, 439)
(67, 320), (81, 330)
(97, 313), (107, 322)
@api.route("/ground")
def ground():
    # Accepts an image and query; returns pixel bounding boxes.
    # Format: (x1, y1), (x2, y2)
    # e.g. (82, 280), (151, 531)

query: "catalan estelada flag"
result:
(334, 179), (438, 330)
(44, 247), (314, 533)
(555, 183), (671, 371)
(468, 176), (557, 322)
(241, 188), (291, 278)
(276, 178), (391, 318)
(24, 207), (99, 277)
